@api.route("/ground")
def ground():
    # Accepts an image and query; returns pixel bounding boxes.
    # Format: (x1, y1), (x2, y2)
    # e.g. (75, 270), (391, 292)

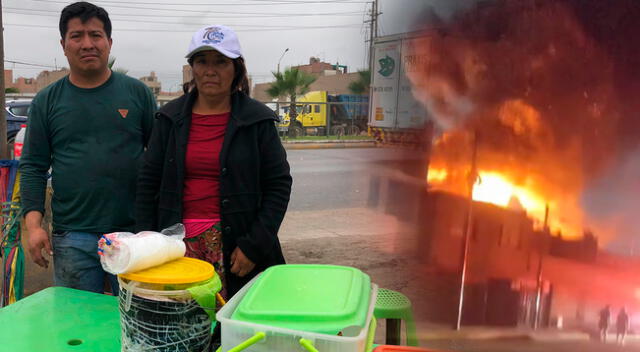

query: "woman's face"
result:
(191, 50), (235, 99)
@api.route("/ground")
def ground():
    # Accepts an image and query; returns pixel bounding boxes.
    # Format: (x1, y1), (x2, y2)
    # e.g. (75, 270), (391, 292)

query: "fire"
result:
(428, 167), (570, 233)
(473, 172), (547, 218)
(428, 168), (547, 211)
(472, 173), (515, 207)
(426, 168), (448, 183)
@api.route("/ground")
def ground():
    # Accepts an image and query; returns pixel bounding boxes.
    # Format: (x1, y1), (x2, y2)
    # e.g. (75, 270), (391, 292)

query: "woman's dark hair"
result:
(187, 55), (250, 95)
(59, 2), (112, 39)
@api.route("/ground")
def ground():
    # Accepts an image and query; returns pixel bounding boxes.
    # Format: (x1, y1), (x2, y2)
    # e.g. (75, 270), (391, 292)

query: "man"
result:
(19, 1), (156, 295)
(616, 307), (629, 346)
(599, 305), (611, 342)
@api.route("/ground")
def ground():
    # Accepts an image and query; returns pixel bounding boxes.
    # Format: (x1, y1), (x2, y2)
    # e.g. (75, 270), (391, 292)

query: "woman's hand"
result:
(230, 247), (255, 277)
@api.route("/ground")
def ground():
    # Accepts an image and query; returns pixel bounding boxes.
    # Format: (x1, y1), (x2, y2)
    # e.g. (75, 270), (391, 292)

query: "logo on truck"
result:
(378, 55), (395, 77)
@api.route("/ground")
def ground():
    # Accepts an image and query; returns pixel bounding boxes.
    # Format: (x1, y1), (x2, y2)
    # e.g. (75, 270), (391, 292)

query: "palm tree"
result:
(348, 70), (370, 95)
(108, 56), (128, 75)
(266, 68), (316, 132)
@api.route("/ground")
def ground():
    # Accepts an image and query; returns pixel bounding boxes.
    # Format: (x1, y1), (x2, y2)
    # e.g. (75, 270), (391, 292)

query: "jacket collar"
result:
(158, 89), (277, 127)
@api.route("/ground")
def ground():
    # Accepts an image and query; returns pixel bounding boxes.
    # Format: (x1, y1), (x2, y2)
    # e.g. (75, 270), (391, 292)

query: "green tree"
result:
(5, 87), (19, 93)
(266, 67), (316, 129)
(108, 56), (128, 75)
(348, 70), (370, 95)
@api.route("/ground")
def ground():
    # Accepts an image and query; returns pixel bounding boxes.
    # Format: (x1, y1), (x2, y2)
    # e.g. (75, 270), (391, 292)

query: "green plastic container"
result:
(0, 286), (120, 351)
(231, 264), (372, 335)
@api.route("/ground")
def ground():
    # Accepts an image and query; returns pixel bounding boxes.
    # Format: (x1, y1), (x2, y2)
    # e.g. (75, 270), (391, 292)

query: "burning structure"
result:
(369, 0), (640, 331)
(410, 0), (640, 247)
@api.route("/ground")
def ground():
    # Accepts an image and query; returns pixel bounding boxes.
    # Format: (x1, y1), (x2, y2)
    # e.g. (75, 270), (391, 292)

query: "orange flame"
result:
(428, 167), (582, 237)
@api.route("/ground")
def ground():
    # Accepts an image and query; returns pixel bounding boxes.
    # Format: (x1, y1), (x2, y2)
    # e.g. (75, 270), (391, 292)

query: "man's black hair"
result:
(59, 2), (112, 39)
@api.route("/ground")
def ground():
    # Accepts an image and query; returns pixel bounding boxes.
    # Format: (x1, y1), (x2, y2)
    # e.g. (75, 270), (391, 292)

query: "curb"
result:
(283, 140), (376, 150)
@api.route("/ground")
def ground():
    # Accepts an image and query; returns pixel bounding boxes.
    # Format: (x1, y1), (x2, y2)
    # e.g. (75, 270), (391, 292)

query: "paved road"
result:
(424, 339), (640, 352)
(286, 147), (423, 211)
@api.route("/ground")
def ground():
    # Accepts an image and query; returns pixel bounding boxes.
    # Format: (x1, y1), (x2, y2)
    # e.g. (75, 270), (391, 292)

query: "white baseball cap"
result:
(185, 25), (243, 59)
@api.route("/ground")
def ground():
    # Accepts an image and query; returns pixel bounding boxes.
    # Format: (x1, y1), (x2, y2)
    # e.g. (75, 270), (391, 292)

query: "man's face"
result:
(61, 17), (112, 75)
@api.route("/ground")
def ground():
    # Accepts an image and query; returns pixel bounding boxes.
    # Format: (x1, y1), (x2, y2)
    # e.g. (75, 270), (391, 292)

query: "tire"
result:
(348, 126), (360, 136)
(288, 125), (304, 138)
(331, 126), (345, 137)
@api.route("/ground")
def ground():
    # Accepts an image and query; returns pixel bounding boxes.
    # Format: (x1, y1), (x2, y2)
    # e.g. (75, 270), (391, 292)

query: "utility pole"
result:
(0, 0), (7, 159)
(366, 0), (380, 73)
(373, 0), (379, 38)
(455, 131), (478, 330)
(275, 47), (289, 132)
(533, 204), (549, 329)
(364, 0), (379, 142)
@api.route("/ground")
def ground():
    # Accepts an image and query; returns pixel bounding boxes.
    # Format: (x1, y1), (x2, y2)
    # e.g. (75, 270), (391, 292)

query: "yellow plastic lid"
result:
(119, 257), (215, 284)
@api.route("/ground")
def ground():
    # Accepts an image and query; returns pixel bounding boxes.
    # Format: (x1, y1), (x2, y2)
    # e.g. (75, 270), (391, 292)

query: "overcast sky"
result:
(2, 0), (467, 92)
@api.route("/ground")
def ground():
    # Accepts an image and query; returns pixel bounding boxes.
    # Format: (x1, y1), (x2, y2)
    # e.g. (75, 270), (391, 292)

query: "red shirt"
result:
(182, 112), (230, 220)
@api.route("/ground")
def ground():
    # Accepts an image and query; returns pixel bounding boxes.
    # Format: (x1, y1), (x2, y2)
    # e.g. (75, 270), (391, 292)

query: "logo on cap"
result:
(202, 27), (224, 45)
(118, 109), (129, 118)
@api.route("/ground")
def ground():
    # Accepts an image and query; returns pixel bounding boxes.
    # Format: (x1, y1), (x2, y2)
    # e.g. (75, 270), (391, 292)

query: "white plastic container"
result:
(117, 257), (218, 352)
(217, 275), (378, 352)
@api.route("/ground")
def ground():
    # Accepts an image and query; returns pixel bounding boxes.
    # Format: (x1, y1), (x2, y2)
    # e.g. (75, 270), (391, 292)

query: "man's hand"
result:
(230, 247), (255, 277)
(25, 211), (52, 268)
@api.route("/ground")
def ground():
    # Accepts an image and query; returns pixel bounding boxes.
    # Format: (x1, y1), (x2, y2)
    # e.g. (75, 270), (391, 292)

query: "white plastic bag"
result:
(99, 224), (186, 274)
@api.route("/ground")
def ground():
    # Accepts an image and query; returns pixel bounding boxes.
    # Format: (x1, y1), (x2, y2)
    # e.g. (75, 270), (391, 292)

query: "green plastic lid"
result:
(231, 264), (371, 335)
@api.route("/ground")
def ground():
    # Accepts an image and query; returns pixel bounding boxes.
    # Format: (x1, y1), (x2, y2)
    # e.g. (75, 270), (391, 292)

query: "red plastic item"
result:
(373, 346), (436, 352)
(13, 142), (23, 159)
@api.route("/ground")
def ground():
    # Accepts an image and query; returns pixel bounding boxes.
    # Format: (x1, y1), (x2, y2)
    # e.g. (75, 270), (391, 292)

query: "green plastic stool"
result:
(374, 288), (418, 346)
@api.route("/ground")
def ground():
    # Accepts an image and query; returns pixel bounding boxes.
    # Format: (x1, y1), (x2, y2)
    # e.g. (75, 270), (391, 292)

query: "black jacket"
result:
(135, 89), (292, 296)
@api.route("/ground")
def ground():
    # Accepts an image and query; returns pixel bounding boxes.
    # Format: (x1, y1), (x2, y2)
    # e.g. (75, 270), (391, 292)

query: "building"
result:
(252, 72), (362, 102)
(369, 172), (640, 329)
(13, 77), (37, 93)
(182, 64), (192, 86)
(36, 68), (70, 91)
(294, 56), (345, 76)
(156, 91), (183, 107)
(251, 57), (360, 102)
(3, 69), (39, 93)
(3, 68), (69, 93)
(139, 71), (161, 96)
(4, 70), (13, 89)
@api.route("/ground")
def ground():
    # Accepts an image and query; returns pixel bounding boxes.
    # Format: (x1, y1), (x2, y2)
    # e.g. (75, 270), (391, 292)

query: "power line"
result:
(4, 7), (361, 19)
(28, 0), (364, 16)
(5, 7), (364, 18)
(5, 59), (57, 68)
(4, 9), (363, 24)
(3, 22), (362, 32)
(5, 7), (362, 19)
(72, 0), (369, 5)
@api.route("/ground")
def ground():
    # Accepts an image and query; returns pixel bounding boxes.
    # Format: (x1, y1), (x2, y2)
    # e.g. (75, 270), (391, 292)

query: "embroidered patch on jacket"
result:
(118, 109), (129, 118)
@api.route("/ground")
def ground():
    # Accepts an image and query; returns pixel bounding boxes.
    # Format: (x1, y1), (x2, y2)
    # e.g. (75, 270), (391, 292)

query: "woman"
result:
(135, 25), (292, 299)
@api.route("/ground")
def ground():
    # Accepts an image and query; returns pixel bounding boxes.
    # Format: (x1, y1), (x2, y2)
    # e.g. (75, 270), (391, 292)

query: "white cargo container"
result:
(368, 32), (432, 146)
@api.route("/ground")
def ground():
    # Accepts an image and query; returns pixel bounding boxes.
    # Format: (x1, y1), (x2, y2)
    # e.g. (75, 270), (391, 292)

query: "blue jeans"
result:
(51, 231), (119, 295)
